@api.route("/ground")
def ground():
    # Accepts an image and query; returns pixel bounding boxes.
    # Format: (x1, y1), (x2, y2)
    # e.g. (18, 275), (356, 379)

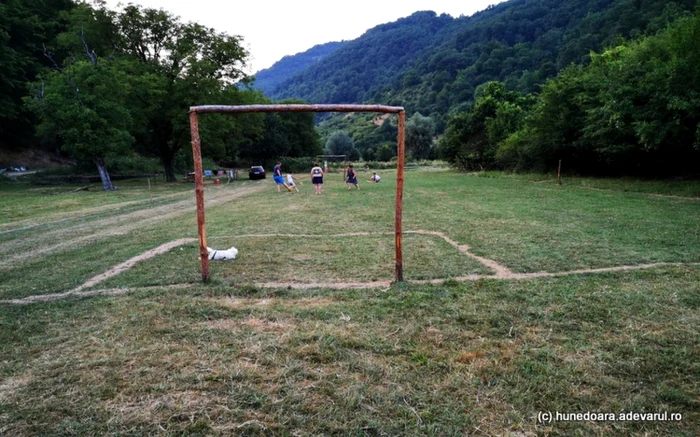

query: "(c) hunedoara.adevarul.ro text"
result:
(537, 411), (683, 424)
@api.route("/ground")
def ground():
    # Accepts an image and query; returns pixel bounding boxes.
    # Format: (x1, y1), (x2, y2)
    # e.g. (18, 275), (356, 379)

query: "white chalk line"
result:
(2, 231), (698, 305)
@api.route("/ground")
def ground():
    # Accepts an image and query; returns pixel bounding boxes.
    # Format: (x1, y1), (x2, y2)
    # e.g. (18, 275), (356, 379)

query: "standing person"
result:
(273, 161), (291, 192)
(286, 173), (300, 192)
(346, 164), (360, 190)
(310, 162), (324, 195)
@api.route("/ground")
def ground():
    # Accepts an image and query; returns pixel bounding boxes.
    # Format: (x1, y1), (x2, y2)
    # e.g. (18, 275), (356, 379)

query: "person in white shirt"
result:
(286, 173), (299, 192)
(369, 172), (381, 183)
(310, 162), (324, 195)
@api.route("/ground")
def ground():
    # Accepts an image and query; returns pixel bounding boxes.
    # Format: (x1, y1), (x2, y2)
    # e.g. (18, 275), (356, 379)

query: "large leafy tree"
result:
(276, 100), (322, 158)
(26, 58), (133, 190)
(438, 81), (530, 170)
(500, 10), (700, 175)
(405, 112), (436, 160)
(325, 131), (355, 156)
(116, 4), (249, 181)
(0, 0), (74, 147)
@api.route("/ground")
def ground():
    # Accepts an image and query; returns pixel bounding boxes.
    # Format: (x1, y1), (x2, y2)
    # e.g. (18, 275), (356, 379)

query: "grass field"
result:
(0, 169), (698, 435)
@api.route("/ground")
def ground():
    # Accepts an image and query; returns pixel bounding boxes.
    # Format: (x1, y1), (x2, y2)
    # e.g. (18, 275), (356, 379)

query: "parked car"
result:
(249, 166), (266, 179)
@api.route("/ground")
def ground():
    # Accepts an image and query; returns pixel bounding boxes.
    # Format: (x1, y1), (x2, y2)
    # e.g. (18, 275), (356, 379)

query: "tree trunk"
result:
(95, 159), (115, 190)
(162, 157), (177, 182)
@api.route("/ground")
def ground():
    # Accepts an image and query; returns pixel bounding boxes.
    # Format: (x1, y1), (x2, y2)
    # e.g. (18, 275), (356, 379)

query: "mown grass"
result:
(0, 168), (699, 435)
(0, 267), (697, 435)
(102, 234), (490, 288)
(0, 177), (194, 230)
(477, 171), (700, 198)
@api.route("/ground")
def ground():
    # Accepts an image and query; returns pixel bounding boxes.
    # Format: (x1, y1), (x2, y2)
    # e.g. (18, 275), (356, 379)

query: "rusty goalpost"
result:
(189, 104), (406, 283)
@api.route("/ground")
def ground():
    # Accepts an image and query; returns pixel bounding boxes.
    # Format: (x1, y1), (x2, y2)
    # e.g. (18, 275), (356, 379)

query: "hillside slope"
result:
(268, 0), (697, 119)
(253, 41), (346, 96)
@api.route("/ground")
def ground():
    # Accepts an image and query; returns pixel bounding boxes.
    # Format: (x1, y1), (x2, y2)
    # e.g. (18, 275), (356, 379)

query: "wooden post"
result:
(557, 159), (562, 185)
(189, 111), (209, 281)
(395, 110), (406, 283)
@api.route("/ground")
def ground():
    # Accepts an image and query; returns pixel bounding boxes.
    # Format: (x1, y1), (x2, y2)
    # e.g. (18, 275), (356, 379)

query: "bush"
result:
(279, 157), (318, 173)
(106, 153), (162, 174)
(376, 143), (396, 162)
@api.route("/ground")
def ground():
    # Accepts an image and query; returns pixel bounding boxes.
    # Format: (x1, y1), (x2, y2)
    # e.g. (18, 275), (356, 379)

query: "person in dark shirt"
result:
(273, 162), (292, 192)
(346, 164), (359, 190)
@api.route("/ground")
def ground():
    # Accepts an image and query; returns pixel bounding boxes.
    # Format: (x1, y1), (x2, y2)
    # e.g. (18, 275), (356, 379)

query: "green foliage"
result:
(269, 11), (455, 104)
(325, 131), (355, 155)
(279, 157), (318, 173)
(405, 112), (436, 159)
(268, 0), (697, 124)
(254, 41), (346, 95)
(501, 10), (700, 176)
(317, 113), (399, 163)
(6, 0), (700, 181)
(438, 82), (531, 170)
(0, 0), (74, 146)
(113, 4), (250, 181)
(376, 143), (396, 162)
(26, 58), (135, 189)
(236, 105), (320, 165)
(276, 99), (322, 158)
(105, 153), (163, 175)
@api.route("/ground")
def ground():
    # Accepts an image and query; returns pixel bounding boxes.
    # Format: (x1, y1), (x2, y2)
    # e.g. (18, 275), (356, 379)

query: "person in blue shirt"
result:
(273, 162), (292, 192)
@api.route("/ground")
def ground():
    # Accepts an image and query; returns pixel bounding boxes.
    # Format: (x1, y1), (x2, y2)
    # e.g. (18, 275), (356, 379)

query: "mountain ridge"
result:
(257, 0), (697, 122)
(253, 41), (346, 96)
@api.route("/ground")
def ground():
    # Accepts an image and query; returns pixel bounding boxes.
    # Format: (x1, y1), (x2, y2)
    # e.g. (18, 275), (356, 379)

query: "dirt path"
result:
(0, 190), (192, 235)
(0, 184), (265, 270)
(0, 284), (191, 305)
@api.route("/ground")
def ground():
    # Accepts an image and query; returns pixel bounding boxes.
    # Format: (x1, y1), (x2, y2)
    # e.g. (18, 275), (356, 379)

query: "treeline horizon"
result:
(266, 0), (700, 177)
(2, 0), (321, 189)
(439, 9), (700, 176)
(2, 0), (699, 184)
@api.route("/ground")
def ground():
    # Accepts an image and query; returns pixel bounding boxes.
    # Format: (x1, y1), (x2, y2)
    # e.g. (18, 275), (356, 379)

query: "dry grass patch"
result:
(0, 375), (30, 403)
(202, 317), (296, 334)
(105, 390), (228, 428)
(207, 296), (336, 311)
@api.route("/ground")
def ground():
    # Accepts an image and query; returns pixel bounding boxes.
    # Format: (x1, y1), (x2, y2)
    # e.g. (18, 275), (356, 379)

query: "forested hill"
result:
(253, 41), (346, 96)
(267, 0), (698, 116)
(265, 10), (461, 103)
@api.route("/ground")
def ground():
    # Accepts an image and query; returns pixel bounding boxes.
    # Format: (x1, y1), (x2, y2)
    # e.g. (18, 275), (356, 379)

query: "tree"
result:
(348, 147), (361, 161)
(116, 4), (249, 181)
(496, 10), (700, 175)
(325, 131), (354, 155)
(238, 113), (289, 164)
(376, 142), (396, 162)
(27, 59), (133, 190)
(0, 0), (74, 147)
(405, 112), (436, 159)
(438, 81), (529, 170)
(276, 99), (322, 158)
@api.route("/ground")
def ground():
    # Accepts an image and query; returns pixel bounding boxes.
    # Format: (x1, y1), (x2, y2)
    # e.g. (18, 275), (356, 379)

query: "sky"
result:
(104, 0), (505, 74)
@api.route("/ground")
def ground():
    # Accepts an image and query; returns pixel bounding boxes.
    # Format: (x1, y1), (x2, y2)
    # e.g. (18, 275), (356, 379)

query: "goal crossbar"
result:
(189, 104), (406, 283)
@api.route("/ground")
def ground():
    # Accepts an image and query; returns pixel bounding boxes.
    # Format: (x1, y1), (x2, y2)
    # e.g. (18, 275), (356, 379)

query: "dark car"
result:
(249, 166), (266, 180)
